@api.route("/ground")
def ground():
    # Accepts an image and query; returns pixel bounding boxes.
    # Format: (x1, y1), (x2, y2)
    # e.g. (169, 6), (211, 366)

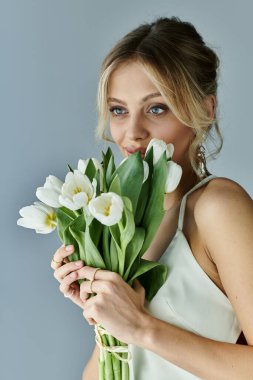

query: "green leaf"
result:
(89, 217), (103, 247)
(109, 223), (125, 275)
(109, 223), (121, 253)
(102, 226), (112, 270)
(67, 164), (74, 172)
(61, 225), (80, 262)
(110, 237), (119, 273)
(106, 155), (116, 189)
(94, 169), (101, 195)
(139, 151), (167, 255)
(84, 159), (97, 182)
(110, 152), (144, 216)
(134, 147), (154, 225)
(84, 224), (106, 268)
(57, 206), (76, 220)
(56, 208), (74, 242)
(66, 213), (86, 262)
(129, 259), (169, 302)
(68, 212), (86, 231)
(123, 227), (145, 281)
(108, 173), (121, 195)
(120, 197), (135, 254)
(69, 228), (86, 262)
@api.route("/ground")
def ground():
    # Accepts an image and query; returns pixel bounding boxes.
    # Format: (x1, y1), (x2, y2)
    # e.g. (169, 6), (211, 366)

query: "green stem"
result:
(101, 333), (114, 380)
(121, 347), (130, 380)
(107, 335), (121, 380)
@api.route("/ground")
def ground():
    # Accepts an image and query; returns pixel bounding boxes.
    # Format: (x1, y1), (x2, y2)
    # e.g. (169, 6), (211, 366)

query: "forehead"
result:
(108, 61), (159, 96)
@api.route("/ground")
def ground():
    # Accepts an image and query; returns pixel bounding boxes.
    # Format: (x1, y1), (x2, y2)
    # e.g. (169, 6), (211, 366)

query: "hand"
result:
(51, 244), (86, 310)
(73, 266), (150, 344)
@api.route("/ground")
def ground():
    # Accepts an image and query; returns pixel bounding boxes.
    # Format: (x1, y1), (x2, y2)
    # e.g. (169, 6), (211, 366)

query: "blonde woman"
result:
(51, 17), (253, 379)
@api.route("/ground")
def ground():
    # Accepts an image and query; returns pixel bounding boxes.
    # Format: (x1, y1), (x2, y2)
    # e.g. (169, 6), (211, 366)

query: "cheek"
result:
(157, 124), (194, 162)
(173, 128), (194, 162)
(110, 124), (122, 145)
(109, 125), (126, 155)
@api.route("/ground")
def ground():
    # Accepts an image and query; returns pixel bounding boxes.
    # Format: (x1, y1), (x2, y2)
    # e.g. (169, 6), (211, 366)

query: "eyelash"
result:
(109, 104), (169, 117)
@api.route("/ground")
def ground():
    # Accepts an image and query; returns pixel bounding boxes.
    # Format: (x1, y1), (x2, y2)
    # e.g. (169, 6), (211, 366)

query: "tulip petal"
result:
(165, 161), (183, 193)
(143, 161), (149, 183)
(36, 187), (61, 208)
(166, 143), (174, 159)
(77, 159), (87, 174)
(88, 192), (124, 226)
(59, 195), (79, 210)
(73, 192), (89, 208)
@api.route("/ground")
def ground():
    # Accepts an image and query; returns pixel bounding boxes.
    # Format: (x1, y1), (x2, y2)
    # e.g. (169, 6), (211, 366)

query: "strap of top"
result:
(178, 174), (217, 231)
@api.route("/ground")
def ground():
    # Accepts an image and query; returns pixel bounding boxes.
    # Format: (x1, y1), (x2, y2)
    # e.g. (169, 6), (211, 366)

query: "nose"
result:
(125, 113), (149, 141)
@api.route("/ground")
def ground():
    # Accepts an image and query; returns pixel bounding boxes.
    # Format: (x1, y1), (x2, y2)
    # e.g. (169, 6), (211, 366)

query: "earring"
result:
(196, 144), (208, 178)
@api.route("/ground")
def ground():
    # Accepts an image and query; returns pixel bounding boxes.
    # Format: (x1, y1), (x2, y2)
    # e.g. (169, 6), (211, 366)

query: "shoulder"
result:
(193, 175), (253, 276)
(194, 176), (253, 227)
(194, 176), (253, 345)
(194, 175), (253, 264)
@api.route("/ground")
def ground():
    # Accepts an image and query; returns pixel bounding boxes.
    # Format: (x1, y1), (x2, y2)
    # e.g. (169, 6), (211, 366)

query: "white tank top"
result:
(129, 174), (241, 380)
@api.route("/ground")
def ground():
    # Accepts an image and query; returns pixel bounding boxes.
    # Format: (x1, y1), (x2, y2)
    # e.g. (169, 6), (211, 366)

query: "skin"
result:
(52, 61), (253, 379)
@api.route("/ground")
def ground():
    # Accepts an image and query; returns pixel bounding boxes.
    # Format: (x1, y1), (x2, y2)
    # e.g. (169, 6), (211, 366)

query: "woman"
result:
(51, 17), (253, 379)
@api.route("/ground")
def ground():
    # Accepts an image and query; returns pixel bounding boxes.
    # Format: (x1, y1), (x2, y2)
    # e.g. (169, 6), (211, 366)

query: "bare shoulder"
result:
(194, 177), (253, 344)
(194, 176), (253, 225)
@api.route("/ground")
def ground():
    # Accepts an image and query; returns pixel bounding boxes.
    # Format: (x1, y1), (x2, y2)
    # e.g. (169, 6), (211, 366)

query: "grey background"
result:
(1, 1), (252, 379)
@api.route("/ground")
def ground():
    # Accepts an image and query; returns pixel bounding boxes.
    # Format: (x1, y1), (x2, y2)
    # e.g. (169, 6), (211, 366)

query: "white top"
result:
(129, 174), (241, 380)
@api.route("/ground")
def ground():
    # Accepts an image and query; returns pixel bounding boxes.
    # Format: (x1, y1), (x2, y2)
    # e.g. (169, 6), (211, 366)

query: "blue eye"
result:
(109, 107), (127, 116)
(149, 105), (167, 115)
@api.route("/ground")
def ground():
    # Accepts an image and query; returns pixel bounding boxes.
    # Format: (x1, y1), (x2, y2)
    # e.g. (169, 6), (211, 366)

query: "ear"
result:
(203, 94), (216, 119)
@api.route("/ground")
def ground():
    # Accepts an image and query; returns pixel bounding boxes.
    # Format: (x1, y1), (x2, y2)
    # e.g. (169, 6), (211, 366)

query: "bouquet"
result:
(17, 138), (182, 380)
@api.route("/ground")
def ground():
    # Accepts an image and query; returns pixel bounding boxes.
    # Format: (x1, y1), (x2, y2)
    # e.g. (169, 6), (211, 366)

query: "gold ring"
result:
(52, 257), (62, 264)
(89, 268), (101, 293)
(93, 268), (101, 281)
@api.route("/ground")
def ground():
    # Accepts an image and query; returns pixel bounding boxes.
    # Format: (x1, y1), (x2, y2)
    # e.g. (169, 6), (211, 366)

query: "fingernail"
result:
(75, 260), (83, 266)
(66, 245), (74, 252)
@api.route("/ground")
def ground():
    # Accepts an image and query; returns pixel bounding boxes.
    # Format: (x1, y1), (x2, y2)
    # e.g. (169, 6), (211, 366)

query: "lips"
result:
(125, 147), (146, 156)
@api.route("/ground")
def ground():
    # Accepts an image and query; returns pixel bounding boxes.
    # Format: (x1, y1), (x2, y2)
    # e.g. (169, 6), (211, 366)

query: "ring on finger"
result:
(52, 256), (62, 265)
(89, 268), (101, 293)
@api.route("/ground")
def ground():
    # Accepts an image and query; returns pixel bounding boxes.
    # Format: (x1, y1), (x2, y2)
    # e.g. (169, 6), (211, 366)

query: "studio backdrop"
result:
(1, 1), (252, 379)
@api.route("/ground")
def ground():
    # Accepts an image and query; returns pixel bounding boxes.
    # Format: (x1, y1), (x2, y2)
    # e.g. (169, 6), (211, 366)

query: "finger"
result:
(51, 244), (75, 269)
(74, 266), (120, 282)
(54, 260), (84, 282)
(133, 279), (144, 292)
(82, 295), (103, 325)
(80, 279), (116, 302)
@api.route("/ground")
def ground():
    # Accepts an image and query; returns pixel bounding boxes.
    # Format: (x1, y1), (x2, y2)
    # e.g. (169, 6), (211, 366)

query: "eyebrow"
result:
(107, 92), (162, 105)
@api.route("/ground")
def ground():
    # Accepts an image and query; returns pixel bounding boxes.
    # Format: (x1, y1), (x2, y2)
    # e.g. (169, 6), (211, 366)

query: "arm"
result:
(82, 344), (100, 380)
(133, 178), (253, 380)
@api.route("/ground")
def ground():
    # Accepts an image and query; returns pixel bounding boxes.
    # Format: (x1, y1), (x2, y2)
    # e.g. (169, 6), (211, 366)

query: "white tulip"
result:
(36, 175), (63, 208)
(145, 138), (175, 164)
(88, 192), (124, 226)
(17, 201), (57, 234)
(143, 160), (149, 182)
(165, 161), (183, 193)
(78, 158), (104, 191)
(59, 170), (97, 211)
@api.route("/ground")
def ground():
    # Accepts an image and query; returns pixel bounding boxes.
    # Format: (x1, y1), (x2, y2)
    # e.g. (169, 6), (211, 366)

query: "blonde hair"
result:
(95, 17), (223, 178)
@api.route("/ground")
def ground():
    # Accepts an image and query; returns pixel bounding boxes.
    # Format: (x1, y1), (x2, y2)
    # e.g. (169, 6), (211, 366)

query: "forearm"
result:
(82, 360), (98, 380)
(135, 314), (253, 380)
(82, 345), (99, 380)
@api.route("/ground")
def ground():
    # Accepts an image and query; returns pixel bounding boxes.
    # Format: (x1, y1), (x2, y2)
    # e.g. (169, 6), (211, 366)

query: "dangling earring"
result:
(197, 144), (207, 178)
(197, 142), (212, 178)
